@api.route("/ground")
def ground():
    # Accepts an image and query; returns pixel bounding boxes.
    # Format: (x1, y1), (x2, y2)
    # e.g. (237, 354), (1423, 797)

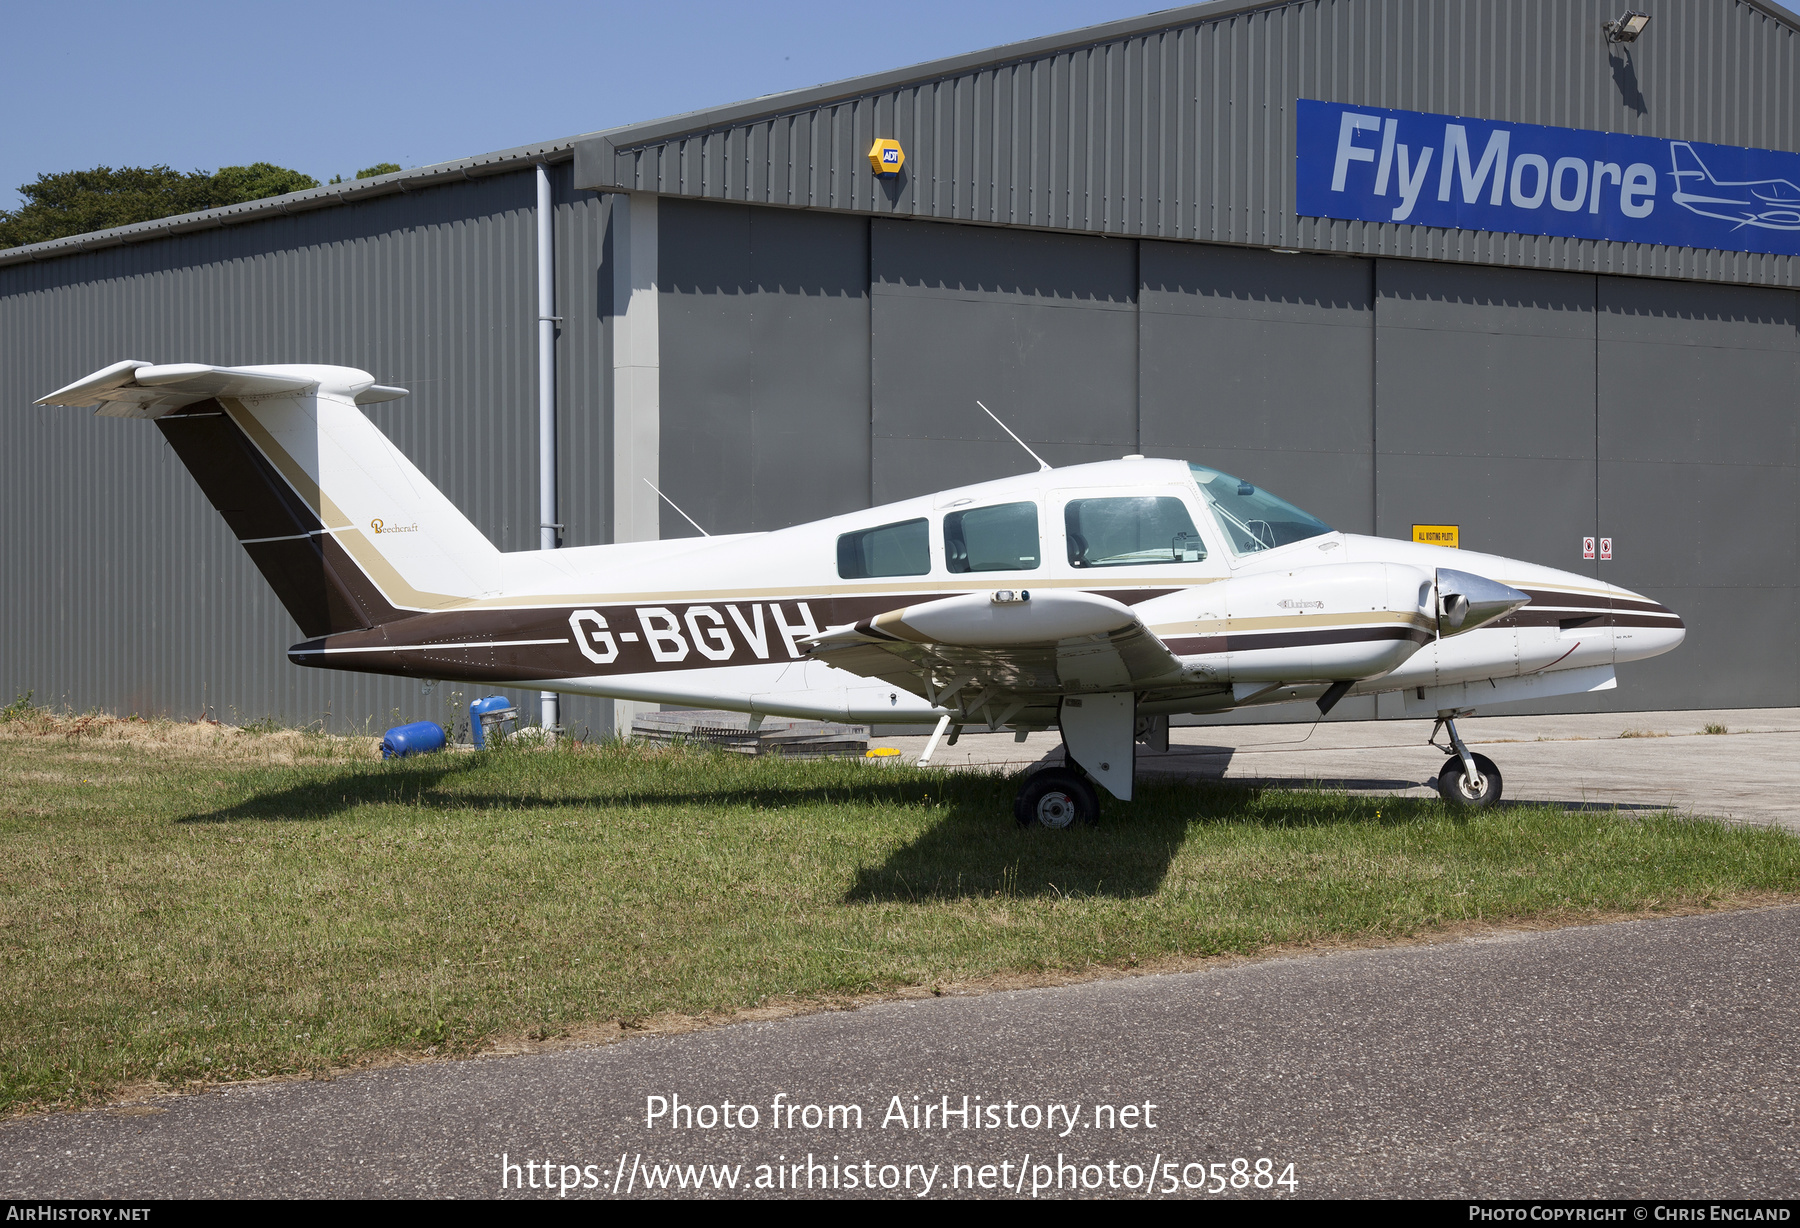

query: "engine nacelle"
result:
(1141, 562), (1437, 683)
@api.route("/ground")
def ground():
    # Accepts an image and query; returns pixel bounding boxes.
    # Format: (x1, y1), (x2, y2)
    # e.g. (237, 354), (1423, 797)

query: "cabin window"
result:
(944, 502), (1041, 573)
(837, 518), (931, 579)
(1064, 497), (1206, 568)
(1188, 465), (1333, 555)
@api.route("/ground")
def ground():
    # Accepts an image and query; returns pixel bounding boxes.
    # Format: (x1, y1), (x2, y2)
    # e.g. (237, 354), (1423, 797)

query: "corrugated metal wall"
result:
(869, 219), (1141, 499)
(587, 0), (1800, 288)
(0, 163), (621, 735)
(657, 200), (873, 535)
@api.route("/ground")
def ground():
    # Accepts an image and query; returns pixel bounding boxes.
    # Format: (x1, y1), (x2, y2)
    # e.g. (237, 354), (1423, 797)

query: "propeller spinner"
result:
(1436, 569), (1530, 637)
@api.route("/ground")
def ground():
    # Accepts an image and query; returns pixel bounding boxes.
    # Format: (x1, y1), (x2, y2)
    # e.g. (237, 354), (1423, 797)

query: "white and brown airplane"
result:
(37, 360), (1685, 827)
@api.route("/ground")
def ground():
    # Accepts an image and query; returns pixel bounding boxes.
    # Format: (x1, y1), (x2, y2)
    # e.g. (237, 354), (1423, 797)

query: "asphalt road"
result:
(4, 906), (1796, 1199)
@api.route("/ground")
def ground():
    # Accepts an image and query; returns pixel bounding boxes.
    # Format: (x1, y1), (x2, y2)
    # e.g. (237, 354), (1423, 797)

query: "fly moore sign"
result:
(1296, 98), (1800, 257)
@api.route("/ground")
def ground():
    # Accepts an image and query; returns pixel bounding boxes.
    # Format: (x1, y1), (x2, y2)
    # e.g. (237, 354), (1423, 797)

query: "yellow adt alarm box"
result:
(867, 138), (905, 176)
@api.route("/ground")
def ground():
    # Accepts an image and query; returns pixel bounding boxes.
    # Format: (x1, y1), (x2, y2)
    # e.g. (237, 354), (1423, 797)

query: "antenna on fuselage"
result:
(977, 401), (1052, 472)
(643, 478), (710, 537)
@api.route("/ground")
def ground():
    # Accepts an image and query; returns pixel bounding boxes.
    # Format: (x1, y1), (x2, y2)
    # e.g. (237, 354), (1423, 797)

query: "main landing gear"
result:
(1014, 695), (1135, 828)
(1429, 712), (1504, 807)
(1014, 767), (1100, 829)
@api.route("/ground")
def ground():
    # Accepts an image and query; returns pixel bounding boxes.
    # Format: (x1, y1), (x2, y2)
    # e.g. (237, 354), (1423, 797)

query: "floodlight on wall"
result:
(1603, 10), (1652, 43)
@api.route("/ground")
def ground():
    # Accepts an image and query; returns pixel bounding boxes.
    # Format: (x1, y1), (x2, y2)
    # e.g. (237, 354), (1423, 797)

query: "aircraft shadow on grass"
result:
(842, 805), (1192, 902)
(178, 758), (486, 824)
(845, 748), (1476, 904)
(175, 759), (1000, 824)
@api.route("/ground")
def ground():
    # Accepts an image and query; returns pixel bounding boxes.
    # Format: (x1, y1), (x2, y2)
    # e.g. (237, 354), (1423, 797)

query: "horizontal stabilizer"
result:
(35, 361), (408, 417)
(31, 359), (152, 406)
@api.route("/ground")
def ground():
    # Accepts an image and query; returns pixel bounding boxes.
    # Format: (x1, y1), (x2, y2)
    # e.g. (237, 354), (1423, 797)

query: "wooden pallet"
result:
(631, 710), (869, 759)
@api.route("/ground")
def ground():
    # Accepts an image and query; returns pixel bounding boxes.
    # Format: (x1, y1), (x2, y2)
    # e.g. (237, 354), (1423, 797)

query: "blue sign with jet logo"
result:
(1296, 98), (1800, 257)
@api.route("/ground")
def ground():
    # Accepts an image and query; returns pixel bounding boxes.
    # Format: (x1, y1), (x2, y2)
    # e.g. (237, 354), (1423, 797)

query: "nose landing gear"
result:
(1429, 712), (1504, 807)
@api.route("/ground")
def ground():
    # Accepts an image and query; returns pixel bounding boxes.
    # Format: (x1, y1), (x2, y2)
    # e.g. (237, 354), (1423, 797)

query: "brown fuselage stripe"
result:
(1497, 611), (1684, 631)
(291, 594), (984, 684)
(1516, 588), (1673, 616)
(1495, 586), (1682, 632)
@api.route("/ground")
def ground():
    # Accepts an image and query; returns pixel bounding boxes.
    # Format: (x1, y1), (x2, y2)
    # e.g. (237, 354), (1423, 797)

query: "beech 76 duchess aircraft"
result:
(39, 360), (1686, 827)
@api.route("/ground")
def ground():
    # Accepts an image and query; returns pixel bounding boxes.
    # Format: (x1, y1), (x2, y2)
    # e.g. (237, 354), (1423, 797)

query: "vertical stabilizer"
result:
(36, 362), (504, 635)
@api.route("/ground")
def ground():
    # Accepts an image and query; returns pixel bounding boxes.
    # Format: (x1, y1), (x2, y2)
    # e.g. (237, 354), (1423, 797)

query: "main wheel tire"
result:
(1015, 767), (1100, 829)
(1437, 753), (1503, 807)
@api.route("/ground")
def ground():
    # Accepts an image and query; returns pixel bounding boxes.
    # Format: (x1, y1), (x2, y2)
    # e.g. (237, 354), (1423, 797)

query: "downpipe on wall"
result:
(537, 163), (560, 740)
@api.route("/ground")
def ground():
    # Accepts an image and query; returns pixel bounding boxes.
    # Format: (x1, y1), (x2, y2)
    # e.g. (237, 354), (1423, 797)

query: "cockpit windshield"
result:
(1188, 464), (1333, 555)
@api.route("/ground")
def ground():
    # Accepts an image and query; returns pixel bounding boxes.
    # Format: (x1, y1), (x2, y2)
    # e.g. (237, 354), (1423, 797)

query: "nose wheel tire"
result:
(1015, 767), (1100, 829)
(1437, 753), (1503, 807)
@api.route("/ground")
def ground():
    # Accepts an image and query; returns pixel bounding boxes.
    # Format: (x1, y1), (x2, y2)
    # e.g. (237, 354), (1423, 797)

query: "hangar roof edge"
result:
(577, 0), (1272, 162)
(574, 0), (1800, 185)
(585, 0), (1800, 159)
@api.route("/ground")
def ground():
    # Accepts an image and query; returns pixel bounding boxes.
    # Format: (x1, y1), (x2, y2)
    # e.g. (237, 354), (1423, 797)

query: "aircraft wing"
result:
(806, 589), (1188, 727)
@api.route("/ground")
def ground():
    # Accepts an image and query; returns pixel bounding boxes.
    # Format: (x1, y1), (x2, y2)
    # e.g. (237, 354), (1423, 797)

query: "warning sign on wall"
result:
(1600, 537), (1613, 560)
(1583, 537), (1596, 560)
(1412, 524), (1460, 548)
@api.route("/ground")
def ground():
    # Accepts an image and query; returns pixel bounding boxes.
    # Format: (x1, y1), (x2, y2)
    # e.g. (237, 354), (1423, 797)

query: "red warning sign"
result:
(1582, 537), (1596, 560)
(1599, 537), (1613, 560)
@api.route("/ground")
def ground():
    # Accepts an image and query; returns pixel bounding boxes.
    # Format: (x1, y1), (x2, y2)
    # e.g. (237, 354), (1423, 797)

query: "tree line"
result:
(0, 162), (405, 248)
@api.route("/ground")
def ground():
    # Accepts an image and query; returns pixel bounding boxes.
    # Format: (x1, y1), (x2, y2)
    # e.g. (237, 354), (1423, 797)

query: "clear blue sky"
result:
(4, 1), (1796, 213)
(0, 0), (1156, 210)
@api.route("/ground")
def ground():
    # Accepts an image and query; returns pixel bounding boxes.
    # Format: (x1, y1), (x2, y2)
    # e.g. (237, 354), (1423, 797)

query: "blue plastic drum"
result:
(381, 721), (447, 759)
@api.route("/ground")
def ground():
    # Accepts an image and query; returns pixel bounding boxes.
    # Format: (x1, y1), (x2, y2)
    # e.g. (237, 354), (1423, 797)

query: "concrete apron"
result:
(878, 708), (1800, 833)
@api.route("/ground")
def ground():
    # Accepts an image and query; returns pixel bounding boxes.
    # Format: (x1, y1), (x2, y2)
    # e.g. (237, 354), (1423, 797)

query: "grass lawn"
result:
(3, 705), (1798, 1117)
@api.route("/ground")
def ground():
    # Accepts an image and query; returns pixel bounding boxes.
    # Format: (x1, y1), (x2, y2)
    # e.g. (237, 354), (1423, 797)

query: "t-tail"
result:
(35, 361), (504, 639)
(1669, 142), (1714, 194)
